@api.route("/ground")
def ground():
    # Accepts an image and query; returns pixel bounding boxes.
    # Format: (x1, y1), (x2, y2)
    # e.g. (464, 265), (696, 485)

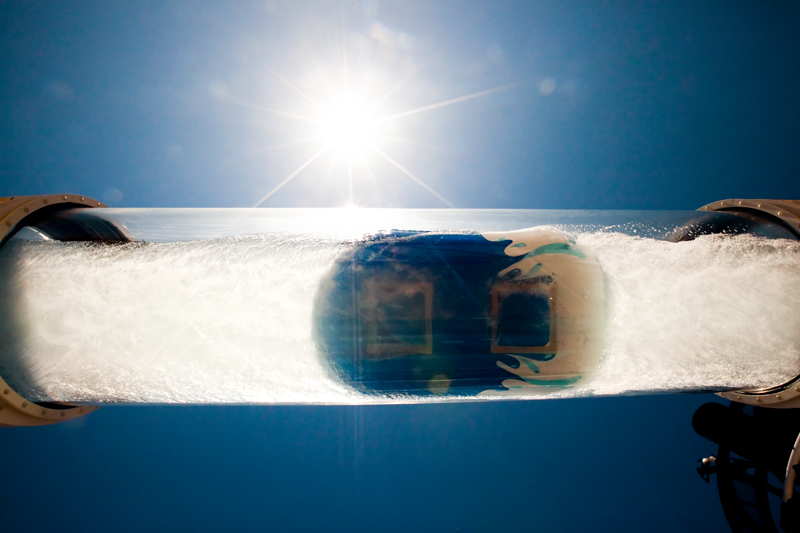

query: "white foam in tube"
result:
(0, 230), (798, 404)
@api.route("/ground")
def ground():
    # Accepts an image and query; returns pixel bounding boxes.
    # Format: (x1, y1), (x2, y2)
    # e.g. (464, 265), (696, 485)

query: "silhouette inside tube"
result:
(313, 229), (603, 396)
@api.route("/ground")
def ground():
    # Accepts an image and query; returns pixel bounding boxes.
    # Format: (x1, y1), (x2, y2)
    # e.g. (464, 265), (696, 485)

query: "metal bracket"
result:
(0, 194), (103, 427)
(699, 199), (800, 408)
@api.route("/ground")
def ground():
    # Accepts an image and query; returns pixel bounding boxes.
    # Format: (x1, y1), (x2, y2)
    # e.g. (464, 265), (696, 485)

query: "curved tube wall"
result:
(0, 207), (798, 405)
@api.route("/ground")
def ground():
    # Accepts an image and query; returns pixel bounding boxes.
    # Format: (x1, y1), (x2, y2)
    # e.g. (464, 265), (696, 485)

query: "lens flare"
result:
(227, 59), (511, 207)
(318, 98), (376, 155)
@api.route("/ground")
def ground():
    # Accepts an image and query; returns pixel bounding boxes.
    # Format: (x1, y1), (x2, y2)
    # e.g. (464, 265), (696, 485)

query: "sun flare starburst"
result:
(227, 56), (510, 208)
(318, 98), (377, 155)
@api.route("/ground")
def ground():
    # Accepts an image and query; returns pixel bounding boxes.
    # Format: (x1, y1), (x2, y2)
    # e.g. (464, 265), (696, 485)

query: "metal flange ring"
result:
(700, 199), (800, 408)
(0, 194), (103, 426)
(698, 198), (800, 238)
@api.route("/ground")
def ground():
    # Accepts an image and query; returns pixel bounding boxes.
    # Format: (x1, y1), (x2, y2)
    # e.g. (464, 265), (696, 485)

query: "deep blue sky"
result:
(2, 1), (799, 531)
(2, 1), (798, 209)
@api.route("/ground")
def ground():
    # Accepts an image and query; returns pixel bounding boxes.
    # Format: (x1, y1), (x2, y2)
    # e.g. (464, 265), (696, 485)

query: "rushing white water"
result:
(0, 235), (356, 403)
(562, 232), (800, 397)
(1, 230), (799, 403)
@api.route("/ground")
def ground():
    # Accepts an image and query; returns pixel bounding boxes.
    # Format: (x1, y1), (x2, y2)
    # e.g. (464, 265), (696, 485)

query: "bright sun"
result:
(235, 62), (507, 208)
(317, 98), (376, 155)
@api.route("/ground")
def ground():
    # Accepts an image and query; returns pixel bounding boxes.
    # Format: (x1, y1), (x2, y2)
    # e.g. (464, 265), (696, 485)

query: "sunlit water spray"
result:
(553, 232), (800, 398)
(1, 230), (799, 404)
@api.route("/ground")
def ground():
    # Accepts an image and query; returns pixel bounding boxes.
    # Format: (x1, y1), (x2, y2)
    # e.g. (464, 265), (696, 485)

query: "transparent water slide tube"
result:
(1, 207), (799, 405)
